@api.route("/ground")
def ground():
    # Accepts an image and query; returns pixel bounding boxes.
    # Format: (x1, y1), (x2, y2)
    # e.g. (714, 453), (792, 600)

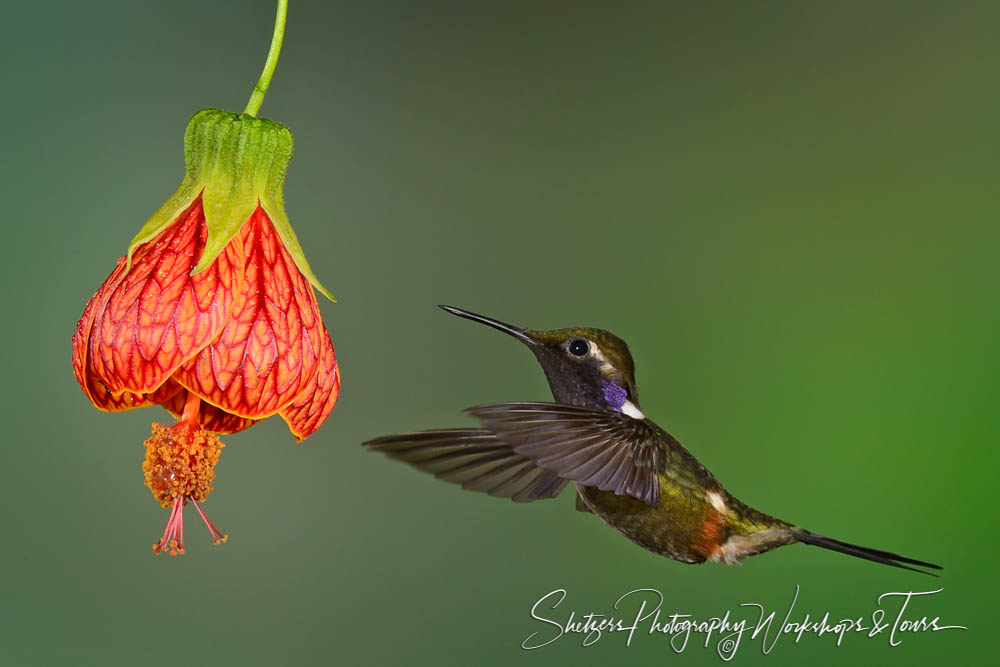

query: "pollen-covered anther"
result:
(143, 421), (228, 554)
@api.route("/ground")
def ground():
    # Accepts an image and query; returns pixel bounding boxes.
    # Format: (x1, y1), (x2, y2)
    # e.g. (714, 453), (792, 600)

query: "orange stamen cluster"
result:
(142, 422), (228, 555)
(143, 423), (222, 505)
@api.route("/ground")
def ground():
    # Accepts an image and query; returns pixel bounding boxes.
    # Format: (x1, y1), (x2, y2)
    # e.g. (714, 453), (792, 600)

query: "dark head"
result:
(439, 306), (643, 417)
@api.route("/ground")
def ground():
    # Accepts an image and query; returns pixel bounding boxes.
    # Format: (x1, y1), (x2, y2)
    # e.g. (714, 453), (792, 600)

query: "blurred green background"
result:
(2, 1), (994, 664)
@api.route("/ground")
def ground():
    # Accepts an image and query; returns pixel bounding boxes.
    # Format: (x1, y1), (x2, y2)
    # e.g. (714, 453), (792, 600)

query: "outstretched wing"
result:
(363, 428), (569, 502)
(466, 403), (666, 506)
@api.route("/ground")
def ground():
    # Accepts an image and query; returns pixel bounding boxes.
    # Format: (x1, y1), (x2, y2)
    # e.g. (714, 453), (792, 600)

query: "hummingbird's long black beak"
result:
(438, 305), (538, 346)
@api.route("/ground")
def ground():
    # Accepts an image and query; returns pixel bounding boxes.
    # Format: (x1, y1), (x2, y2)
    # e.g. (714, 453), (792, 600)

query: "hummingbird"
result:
(364, 306), (941, 575)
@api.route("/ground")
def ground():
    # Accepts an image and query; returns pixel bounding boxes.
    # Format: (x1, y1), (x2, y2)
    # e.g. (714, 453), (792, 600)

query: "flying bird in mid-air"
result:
(365, 306), (940, 575)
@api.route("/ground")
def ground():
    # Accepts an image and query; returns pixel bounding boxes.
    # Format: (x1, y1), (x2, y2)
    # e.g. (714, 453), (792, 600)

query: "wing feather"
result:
(366, 403), (715, 508)
(465, 402), (666, 506)
(364, 428), (569, 502)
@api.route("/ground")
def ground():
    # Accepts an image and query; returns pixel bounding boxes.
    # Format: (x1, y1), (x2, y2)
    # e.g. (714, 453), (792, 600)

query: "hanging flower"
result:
(71, 0), (339, 555)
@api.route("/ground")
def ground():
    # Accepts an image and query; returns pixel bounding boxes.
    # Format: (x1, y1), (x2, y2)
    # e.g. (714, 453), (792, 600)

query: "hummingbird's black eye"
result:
(568, 338), (590, 357)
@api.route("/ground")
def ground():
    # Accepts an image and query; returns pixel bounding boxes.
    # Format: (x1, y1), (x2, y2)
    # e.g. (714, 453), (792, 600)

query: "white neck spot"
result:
(621, 400), (645, 420)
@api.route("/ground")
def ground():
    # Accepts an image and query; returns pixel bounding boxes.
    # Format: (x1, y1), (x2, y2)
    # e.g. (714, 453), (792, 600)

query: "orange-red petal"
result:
(174, 208), (327, 421)
(87, 196), (244, 396)
(74, 258), (183, 411)
(73, 256), (124, 407)
(280, 325), (340, 441)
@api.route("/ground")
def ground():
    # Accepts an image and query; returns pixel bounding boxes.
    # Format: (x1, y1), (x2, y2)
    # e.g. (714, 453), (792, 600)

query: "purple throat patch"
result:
(600, 381), (628, 411)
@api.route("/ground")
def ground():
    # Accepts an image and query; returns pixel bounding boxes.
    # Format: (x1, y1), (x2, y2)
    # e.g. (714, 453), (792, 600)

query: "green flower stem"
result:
(243, 0), (289, 117)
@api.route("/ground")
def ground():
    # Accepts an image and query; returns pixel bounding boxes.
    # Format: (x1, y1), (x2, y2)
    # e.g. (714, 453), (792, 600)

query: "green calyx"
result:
(126, 108), (334, 301)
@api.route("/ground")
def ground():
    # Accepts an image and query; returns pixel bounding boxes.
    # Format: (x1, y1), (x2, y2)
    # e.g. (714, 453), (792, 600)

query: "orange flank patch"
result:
(691, 492), (729, 559)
